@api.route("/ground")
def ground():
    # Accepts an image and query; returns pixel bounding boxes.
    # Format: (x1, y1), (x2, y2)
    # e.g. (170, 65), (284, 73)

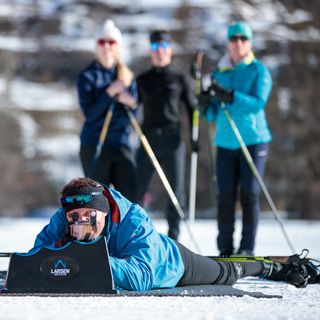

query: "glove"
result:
(197, 90), (212, 114)
(190, 139), (200, 153)
(211, 80), (234, 103)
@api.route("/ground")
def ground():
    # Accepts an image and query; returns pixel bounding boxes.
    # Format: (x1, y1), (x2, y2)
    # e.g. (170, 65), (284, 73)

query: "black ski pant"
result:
(136, 127), (185, 240)
(176, 241), (264, 286)
(216, 143), (269, 254)
(80, 145), (138, 203)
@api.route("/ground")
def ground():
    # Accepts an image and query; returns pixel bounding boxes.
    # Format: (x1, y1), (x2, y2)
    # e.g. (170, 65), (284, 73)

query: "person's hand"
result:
(198, 90), (212, 107)
(197, 90), (212, 114)
(211, 80), (234, 103)
(116, 91), (137, 109)
(106, 80), (125, 97)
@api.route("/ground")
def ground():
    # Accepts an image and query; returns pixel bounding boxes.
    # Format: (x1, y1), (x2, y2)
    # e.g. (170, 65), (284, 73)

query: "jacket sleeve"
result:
(230, 64), (272, 114)
(30, 209), (68, 252)
(108, 205), (159, 291)
(77, 71), (115, 123)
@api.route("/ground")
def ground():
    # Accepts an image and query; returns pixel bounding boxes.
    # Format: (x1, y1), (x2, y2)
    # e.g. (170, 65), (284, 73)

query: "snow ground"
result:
(0, 217), (319, 320)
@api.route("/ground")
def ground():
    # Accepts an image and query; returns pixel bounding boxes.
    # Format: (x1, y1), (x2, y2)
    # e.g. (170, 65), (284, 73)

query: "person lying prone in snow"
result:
(30, 178), (319, 291)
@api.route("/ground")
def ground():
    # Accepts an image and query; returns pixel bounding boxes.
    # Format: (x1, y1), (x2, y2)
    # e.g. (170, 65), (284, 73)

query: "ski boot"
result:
(262, 249), (320, 288)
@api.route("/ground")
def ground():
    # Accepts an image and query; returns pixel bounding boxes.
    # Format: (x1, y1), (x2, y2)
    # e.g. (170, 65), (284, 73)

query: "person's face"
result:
(96, 38), (119, 68)
(150, 41), (172, 67)
(227, 34), (252, 64)
(66, 208), (107, 241)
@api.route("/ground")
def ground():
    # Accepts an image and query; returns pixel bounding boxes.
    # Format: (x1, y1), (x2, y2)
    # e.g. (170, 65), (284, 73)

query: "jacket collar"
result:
(103, 187), (134, 223)
(152, 64), (171, 73)
(218, 51), (255, 72)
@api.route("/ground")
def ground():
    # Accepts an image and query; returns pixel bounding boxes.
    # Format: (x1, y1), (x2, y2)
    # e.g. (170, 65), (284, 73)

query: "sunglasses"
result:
(230, 36), (248, 42)
(60, 192), (102, 208)
(151, 41), (171, 52)
(97, 38), (117, 46)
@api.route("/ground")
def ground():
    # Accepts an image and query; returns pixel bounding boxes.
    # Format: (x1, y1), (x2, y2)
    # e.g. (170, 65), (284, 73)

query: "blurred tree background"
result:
(0, 0), (319, 219)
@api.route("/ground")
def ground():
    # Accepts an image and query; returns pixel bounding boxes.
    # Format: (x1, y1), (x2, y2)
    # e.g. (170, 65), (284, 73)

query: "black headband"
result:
(60, 185), (110, 213)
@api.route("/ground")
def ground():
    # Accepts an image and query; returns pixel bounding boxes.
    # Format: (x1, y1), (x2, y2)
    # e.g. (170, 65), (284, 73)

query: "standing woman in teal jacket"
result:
(200, 21), (273, 256)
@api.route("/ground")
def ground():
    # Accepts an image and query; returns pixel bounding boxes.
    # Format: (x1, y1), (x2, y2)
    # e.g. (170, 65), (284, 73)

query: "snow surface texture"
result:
(0, 217), (319, 320)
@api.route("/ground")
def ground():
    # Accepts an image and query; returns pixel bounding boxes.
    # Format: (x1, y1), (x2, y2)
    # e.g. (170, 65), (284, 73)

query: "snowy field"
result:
(0, 217), (319, 320)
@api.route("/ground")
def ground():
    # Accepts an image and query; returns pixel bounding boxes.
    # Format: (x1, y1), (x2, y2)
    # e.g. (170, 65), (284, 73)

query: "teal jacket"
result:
(30, 188), (185, 291)
(204, 52), (272, 149)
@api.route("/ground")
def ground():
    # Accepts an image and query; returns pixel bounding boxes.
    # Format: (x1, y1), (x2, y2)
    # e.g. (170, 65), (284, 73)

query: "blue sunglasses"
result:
(151, 41), (171, 52)
(60, 192), (102, 208)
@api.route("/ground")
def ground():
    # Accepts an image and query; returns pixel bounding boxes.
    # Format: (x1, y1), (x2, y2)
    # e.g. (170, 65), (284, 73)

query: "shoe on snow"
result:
(263, 249), (320, 288)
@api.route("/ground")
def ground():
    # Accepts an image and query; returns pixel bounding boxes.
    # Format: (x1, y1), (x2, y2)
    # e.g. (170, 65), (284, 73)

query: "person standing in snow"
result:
(30, 177), (316, 291)
(77, 19), (138, 202)
(136, 30), (197, 240)
(199, 21), (272, 256)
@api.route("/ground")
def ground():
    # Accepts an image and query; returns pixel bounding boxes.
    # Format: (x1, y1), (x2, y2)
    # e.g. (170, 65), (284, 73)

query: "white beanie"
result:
(97, 20), (122, 45)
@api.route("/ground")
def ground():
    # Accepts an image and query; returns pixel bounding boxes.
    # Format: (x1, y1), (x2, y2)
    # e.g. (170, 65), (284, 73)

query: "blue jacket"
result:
(30, 188), (185, 291)
(204, 53), (272, 149)
(77, 61), (138, 148)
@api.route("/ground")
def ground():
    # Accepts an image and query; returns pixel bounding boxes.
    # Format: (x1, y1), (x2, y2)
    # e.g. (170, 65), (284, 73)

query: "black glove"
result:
(197, 90), (212, 113)
(211, 80), (234, 103)
(190, 139), (200, 153)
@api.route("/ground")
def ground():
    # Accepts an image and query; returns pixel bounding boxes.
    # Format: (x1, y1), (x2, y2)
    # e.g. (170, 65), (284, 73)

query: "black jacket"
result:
(137, 65), (196, 131)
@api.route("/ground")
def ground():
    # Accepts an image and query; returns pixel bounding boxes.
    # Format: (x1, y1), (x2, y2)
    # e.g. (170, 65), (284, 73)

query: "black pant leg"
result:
(162, 132), (185, 240)
(80, 145), (137, 202)
(215, 147), (240, 254)
(217, 193), (237, 254)
(112, 147), (138, 203)
(239, 192), (259, 251)
(90, 146), (113, 185)
(136, 134), (157, 202)
(79, 146), (96, 177)
(239, 143), (269, 252)
(176, 241), (264, 286)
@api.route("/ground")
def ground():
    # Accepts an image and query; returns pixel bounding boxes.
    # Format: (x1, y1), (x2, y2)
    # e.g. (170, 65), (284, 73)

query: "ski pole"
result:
(222, 106), (296, 254)
(208, 249), (316, 264)
(191, 51), (217, 208)
(90, 101), (116, 176)
(207, 254), (273, 263)
(189, 109), (199, 223)
(124, 106), (202, 253)
(188, 51), (203, 223)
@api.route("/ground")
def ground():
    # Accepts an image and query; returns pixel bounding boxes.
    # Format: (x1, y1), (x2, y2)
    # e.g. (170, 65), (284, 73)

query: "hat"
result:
(227, 21), (253, 42)
(60, 184), (110, 213)
(150, 30), (171, 43)
(97, 19), (122, 45)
